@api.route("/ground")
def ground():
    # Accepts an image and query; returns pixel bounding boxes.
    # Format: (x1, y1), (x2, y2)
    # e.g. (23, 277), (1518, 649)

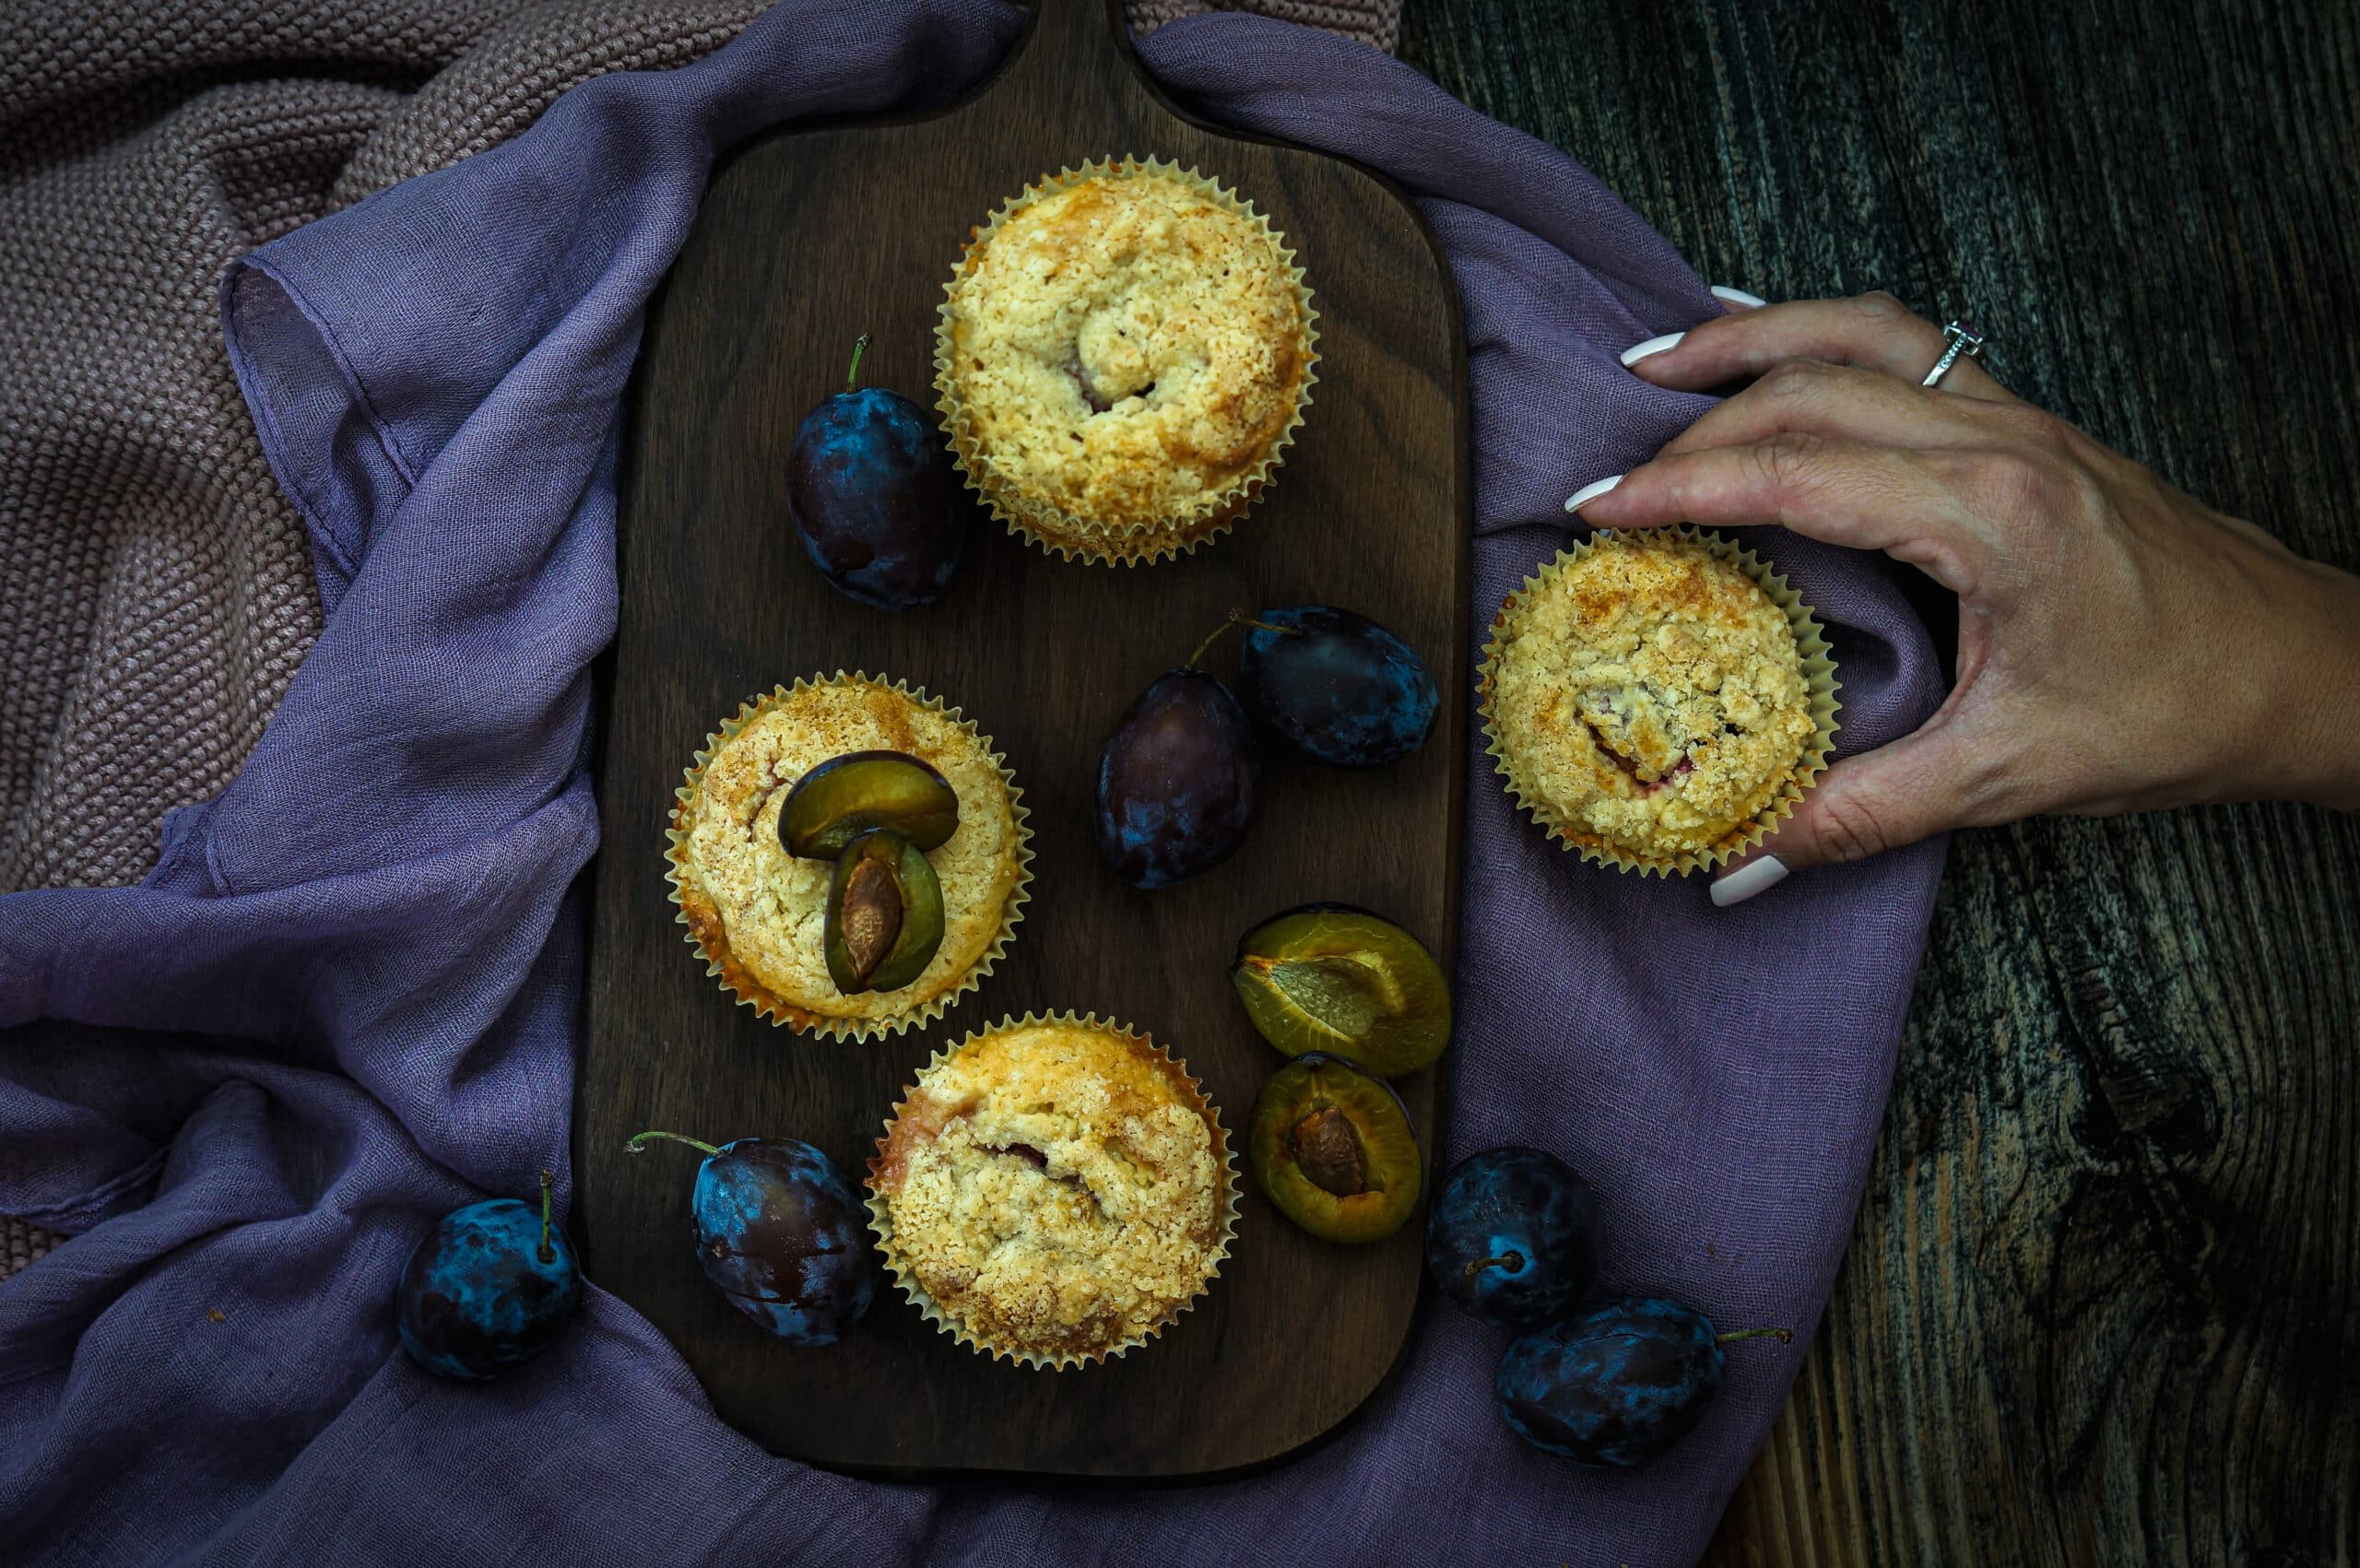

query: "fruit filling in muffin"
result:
(1481, 529), (1835, 870)
(938, 159), (1316, 561)
(869, 1017), (1232, 1363)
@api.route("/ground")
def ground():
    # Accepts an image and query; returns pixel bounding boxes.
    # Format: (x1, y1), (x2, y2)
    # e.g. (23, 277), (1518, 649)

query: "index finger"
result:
(1628, 293), (2017, 404)
(1574, 436), (1987, 592)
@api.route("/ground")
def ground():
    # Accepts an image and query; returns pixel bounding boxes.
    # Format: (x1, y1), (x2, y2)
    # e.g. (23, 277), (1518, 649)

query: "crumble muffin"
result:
(1479, 527), (1839, 874)
(866, 1014), (1235, 1367)
(935, 157), (1316, 564)
(667, 674), (1030, 1038)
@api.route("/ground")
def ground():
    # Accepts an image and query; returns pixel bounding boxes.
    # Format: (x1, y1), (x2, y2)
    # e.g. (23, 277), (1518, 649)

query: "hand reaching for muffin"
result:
(1577, 291), (2360, 902)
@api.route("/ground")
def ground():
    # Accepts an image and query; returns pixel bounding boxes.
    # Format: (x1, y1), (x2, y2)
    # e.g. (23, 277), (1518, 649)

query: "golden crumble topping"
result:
(1482, 531), (1819, 865)
(871, 1019), (1231, 1362)
(939, 162), (1311, 552)
(670, 679), (1024, 1030)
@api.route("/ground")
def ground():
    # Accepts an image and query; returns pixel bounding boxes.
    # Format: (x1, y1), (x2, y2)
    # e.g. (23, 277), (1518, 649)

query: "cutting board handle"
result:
(992, 0), (1168, 126)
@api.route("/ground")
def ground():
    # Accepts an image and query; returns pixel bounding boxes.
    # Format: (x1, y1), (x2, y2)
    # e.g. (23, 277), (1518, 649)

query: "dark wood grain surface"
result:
(574, 0), (1467, 1479)
(1399, 0), (2360, 1562)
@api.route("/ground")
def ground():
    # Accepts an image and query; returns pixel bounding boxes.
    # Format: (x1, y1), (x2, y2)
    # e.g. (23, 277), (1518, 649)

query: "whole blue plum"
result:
(1094, 668), (1258, 889)
(786, 336), (965, 610)
(1425, 1146), (1599, 1327)
(1239, 605), (1438, 768)
(1495, 1296), (1788, 1465)
(396, 1171), (582, 1381)
(630, 1131), (876, 1345)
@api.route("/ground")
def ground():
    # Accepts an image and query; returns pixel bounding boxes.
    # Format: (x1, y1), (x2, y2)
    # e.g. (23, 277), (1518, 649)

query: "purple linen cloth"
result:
(0, 3), (1946, 1563)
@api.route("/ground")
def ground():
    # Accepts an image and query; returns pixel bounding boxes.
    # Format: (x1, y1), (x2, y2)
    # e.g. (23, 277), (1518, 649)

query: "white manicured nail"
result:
(1564, 474), (1624, 513)
(1620, 332), (1685, 368)
(1710, 285), (1768, 309)
(1711, 855), (1788, 907)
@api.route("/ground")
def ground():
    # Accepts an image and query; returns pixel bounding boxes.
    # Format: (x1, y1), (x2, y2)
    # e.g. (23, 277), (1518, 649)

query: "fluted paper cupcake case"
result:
(864, 1011), (1241, 1370)
(1477, 526), (1842, 877)
(934, 155), (1319, 568)
(664, 672), (1033, 1040)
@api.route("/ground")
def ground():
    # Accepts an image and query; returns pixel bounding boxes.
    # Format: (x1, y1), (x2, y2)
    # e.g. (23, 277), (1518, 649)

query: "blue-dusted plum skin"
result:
(786, 385), (964, 610)
(396, 1197), (583, 1381)
(1495, 1296), (1725, 1465)
(690, 1138), (876, 1345)
(1425, 1147), (1599, 1327)
(1240, 605), (1439, 768)
(1093, 669), (1258, 890)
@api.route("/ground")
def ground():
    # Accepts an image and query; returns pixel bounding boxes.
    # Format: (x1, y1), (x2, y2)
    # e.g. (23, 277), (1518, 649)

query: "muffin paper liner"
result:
(864, 1012), (1240, 1370)
(1477, 526), (1842, 877)
(934, 155), (1319, 568)
(665, 672), (1033, 1040)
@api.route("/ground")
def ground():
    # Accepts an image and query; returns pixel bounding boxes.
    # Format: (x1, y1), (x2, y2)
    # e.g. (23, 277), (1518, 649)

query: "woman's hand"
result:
(1570, 292), (2360, 904)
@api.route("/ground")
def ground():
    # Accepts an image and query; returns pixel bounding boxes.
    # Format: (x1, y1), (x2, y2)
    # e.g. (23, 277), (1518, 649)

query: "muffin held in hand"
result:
(1479, 527), (1839, 875)
(867, 1014), (1236, 1368)
(667, 673), (1031, 1038)
(936, 157), (1317, 565)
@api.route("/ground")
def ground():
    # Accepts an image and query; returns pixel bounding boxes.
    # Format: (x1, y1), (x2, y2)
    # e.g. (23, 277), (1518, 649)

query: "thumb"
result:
(1710, 726), (1978, 906)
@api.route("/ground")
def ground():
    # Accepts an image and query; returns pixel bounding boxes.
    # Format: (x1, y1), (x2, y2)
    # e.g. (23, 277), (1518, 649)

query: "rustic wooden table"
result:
(1399, 0), (2360, 1562)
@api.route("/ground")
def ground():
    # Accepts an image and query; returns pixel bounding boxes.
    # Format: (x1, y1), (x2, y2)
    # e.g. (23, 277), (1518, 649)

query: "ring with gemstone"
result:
(1921, 321), (1988, 388)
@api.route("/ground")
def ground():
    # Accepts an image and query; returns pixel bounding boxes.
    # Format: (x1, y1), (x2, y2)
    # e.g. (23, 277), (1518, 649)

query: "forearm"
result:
(2272, 554), (2360, 812)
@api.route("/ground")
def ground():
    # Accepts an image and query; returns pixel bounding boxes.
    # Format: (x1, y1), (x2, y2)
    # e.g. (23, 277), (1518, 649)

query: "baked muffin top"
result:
(869, 1019), (1230, 1362)
(940, 163), (1311, 539)
(1483, 531), (1819, 864)
(672, 679), (1024, 1029)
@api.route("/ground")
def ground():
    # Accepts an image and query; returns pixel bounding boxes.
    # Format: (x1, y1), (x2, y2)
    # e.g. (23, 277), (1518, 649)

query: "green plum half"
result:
(1248, 1053), (1423, 1244)
(780, 751), (959, 861)
(1232, 903), (1451, 1077)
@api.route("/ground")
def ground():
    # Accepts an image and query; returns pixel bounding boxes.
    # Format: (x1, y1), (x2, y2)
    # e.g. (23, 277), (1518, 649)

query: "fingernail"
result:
(1620, 332), (1685, 368)
(1564, 474), (1624, 513)
(1710, 285), (1768, 309)
(1710, 855), (1788, 908)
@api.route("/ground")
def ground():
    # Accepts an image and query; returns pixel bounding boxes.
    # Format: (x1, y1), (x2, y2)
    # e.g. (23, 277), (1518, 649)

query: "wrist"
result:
(2254, 558), (2360, 811)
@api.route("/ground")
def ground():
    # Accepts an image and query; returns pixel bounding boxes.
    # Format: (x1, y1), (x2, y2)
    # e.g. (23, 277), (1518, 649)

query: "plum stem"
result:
(1185, 620), (1238, 669)
(1717, 1326), (1795, 1345)
(1230, 607), (1299, 637)
(1464, 1251), (1526, 1281)
(536, 1169), (556, 1265)
(844, 333), (871, 392)
(628, 1129), (726, 1159)
(1186, 609), (1298, 669)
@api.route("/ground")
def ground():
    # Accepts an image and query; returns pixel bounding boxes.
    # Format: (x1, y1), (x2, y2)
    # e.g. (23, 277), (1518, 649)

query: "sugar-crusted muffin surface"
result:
(939, 161), (1312, 555)
(1483, 531), (1819, 865)
(870, 1019), (1230, 1362)
(671, 679), (1024, 1031)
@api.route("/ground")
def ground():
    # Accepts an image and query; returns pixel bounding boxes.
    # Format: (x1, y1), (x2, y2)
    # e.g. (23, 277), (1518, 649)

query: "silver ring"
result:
(1921, 321), (1988, 388)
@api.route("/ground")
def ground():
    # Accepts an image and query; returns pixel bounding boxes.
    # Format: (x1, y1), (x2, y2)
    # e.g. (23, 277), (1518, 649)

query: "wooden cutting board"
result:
(574, 0), (1467, 1480)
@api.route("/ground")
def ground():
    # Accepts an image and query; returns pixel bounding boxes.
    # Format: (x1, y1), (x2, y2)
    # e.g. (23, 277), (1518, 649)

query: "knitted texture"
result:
(1130, 0), (1395, 51)
(4, 1217), (59, 1277)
